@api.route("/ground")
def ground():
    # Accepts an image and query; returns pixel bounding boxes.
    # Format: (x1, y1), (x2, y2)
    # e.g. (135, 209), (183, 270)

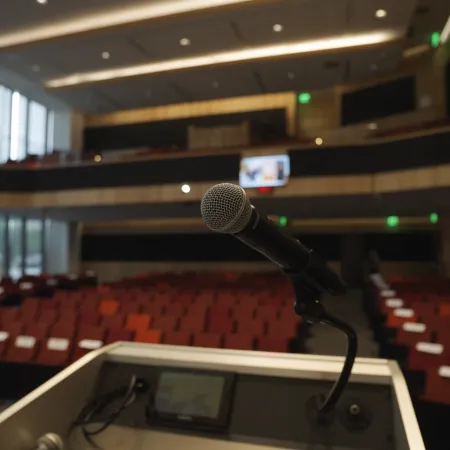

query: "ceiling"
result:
(0, 0), (448, 113)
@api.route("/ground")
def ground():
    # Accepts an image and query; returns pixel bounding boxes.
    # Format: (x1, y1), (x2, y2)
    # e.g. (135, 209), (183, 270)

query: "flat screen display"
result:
(150, 370), (234, 429)
(239, 154), (290, 188)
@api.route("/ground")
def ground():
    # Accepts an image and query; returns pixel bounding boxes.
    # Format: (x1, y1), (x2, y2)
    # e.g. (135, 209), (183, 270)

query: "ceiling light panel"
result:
(231, 0), (348, 45)
(46, 30), (401, 88)
(254, 53), (347, 93)
(169, 65), (260, 101)
(0, 0), (259, 48)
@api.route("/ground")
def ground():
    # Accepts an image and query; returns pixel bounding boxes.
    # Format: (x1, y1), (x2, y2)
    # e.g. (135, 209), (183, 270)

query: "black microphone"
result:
(200, 183), (346, 296)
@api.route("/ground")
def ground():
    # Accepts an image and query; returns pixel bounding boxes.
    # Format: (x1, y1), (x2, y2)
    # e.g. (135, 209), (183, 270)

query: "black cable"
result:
(71, 375), (148, 448)
(316, 312), (358, 417)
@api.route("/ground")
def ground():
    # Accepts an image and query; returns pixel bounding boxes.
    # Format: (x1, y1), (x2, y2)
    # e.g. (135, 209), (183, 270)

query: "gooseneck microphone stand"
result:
(284, 270), (358, 422)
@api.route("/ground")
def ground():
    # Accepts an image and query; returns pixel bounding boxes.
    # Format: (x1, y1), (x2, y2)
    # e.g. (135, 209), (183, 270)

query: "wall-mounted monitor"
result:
(239, 154), (290, 188)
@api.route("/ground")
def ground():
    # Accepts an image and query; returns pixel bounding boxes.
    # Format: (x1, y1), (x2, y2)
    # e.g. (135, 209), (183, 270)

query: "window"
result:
(10, 92), (27, 161)
(25, 219), (43, 275)
(8, 218), (23, 279)
(0, 86), (12, 162)
(28, 101), (47, 156)
(0, 217), (5, 276)
(47, 110), (54, 153)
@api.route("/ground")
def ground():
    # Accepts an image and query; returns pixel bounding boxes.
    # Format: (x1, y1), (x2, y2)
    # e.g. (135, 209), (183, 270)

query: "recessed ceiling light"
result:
(45, 31), (400, 88)
(212, 81), (220, 88)
(36, 0), (47, 4)
(181, 184), (191, 194)
(375, 9), (387, 18)
(101, 51), (110, 60)
(287, 71), (295, 80)
(368, 122), (378, 130)
(31, 65), (40, 72)
(315, 137), (323, 146)
(273, 24), (283, 32)
(180, 37), (191, 46)
(370, 63), (378, 70)
(94, 154), (102, 162)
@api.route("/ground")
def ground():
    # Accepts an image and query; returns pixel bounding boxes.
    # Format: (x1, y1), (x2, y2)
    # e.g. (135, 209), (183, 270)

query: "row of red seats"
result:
(372, 277), (450, 405)
(0, 322), (292, 367)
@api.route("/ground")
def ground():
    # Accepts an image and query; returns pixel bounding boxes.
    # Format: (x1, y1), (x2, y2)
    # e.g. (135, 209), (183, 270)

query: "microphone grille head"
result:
(201, 183), (252, 234)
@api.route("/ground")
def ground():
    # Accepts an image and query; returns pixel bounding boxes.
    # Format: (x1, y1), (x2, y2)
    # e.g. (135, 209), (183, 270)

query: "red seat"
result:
(396, 323), (432, 347)
(0, 308), (20, 323)
(38, 309), (58, 326)
(143, 302), (165, 317)
(24, 322), (50, 340)
(36, 337), (71, 366)
(101, 314), (125, 329)
(256, 306), (278, 322)
(79, 311), (100, 326)
(224, 334), (254, 350)
(209, 316), (234, 334)
(2, 320), (24, 336)
(134, 329), (162, 344)
(98, 300), (119, 316)
(73, 326), (106, 361)
(193, 332), (222, 349)
(50, 322), (75, 339)
(121, 303), (142, 315)
(439, 303), (450, 318)
(232, 305), (255, 321)
(279, 308), (302, 327)
(126, 314), (152, 332)
(164, 331), (192, 346)
(216, 294), (238, 308)
(106, 328), (134, 344)
(266, 319), (297, 339)
(423, 366), (450, 405)
(257, 337), (289, 353)
(236, 318), (265, 336)
(408, 342), (449, 372)
(179, 314), (206, 333)
(386, 309), (419, 328)
(6, 335), (39, 363)
(164, 303), (186, 317)
(152, 316), (178, 332)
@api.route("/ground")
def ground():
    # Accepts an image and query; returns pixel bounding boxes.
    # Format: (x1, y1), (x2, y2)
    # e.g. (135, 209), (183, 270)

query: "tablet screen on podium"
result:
(150, 369), (235, 429)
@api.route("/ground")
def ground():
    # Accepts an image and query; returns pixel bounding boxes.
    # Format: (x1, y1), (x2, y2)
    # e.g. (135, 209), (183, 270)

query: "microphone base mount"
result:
(283, 270), (358, 422)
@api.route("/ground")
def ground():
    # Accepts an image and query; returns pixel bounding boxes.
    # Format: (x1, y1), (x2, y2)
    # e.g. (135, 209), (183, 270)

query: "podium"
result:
(0, 342), (425, 450)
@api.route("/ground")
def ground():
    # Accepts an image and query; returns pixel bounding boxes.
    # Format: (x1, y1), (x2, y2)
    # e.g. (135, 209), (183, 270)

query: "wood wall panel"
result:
(86, 92), (297, 137)
(1, 164), (450, 209)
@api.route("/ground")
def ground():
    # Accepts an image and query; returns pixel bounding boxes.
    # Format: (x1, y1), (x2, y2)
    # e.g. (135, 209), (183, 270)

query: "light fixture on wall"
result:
(315, 137), (323, 146)
(181, 184), (191, 193)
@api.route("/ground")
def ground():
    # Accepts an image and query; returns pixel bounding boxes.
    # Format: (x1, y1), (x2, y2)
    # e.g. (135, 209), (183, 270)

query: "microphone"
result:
(200, 183), (346, 296)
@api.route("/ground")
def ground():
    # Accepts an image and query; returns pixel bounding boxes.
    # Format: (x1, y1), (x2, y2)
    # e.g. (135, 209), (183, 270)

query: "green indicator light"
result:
(279, 216), (288, 227)
(298, 92), (311, 104)
(386, 216), (399, 228)
(430, 213), (439, 224)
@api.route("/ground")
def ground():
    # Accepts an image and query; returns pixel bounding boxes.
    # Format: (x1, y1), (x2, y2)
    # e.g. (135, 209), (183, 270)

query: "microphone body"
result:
(236, 207), (346, 296)
(201, 183), (346, 296)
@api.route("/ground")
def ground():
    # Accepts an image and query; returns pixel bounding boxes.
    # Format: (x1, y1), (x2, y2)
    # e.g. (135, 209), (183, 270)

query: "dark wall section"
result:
(84, 109), (287, 151)
(82, 232), (437, 262)
(341, 76), (416, 126)
(446, 61), (450, 118)
(3, 130), (450, 192)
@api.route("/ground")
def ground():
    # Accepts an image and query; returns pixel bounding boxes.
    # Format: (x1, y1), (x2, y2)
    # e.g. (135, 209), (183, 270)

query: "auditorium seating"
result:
(367, 273), (450, 408)
(0, 271), (304, 398)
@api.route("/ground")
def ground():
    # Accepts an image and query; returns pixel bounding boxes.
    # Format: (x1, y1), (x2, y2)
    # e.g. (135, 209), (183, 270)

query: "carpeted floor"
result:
(306, 290), (379, 358)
